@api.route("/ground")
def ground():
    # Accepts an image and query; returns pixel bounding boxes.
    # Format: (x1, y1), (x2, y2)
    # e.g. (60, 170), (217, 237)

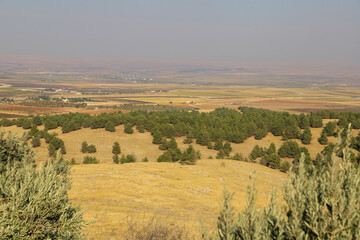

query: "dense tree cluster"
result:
(157, 138), (200, 165)
(1, 107), (360, 168)
(1, 108), (360, 147)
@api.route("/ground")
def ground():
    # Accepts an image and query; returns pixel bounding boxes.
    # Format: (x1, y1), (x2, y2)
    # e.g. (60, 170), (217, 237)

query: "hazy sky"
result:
(1, 0), (359, 63)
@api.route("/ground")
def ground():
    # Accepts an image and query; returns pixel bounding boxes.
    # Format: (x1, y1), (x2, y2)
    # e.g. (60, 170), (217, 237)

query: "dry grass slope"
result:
(70, 160), (286, 239)
(1, 121), (358, 239)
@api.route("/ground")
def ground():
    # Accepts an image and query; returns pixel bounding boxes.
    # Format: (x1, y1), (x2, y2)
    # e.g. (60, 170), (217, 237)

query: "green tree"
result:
(136, 124), (145, 133)
(28, 125), (39, 137)
(299, 113), (309, 129)
(32, 115), (42, 126)
(124, 123), (133, 134)
(183, 137), (193, 144)
(267, 153), (281, 169)
(48, 143), (56, 157)
(81, 141), (88, 153)
(120, 154), (136, 164)
(159, 138), (168, 150)
(113, 154), (120, 164)
(249, 145), (265, 161)
(310, 115), (323, 128)
(214, 139), (223, 151)
(157, 152), (173, 162)
(318, 131), (329, 145)
(152, 129), (163, 144)
(112, 142), (121, 155)
(222, 141), (232, 157)
(267, 143), (277, 155)
(105, 121), (115, 132)
(216, 149), (226, 159)
(167, 137), (178, 150)
(180, 145), (199, 165)
(87, 144), (97, 153)
(323, 121), (337, 136)
(300, 127), (312, 144)
(83, 156), (99, 164)
(278, 141), (301, 158)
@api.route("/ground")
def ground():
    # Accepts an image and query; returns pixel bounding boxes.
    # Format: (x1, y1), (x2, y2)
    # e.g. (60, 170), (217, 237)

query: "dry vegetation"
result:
(70, 160), (286, 239)
(1, 120), (358, 239)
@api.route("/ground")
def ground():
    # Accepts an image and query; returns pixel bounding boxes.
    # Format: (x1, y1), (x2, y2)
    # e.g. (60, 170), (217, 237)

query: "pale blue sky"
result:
(0, 0), (359, 63)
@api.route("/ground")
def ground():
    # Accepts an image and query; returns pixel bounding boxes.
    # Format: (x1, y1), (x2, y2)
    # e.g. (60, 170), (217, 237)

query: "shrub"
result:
(279, 161), (291, 172)
(216, 149), (226, 159)
(70, 158), (77, 165)
(87, 144), (97, 153)
(124, 214), (192, 240)
(120, 154), (136, 164)
(142, 157), (149, 162)
(0, 133), (86, 239)
(231, 153), (243, 161)
(81, 141), (96, 153)
(83, 156), (99, 164)
(113, 154), (120, 164)
(157, 152), (173, 162)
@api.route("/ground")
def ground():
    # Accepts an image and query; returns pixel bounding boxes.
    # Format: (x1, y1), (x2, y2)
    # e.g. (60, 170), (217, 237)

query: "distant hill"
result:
(1, 55), (359, 86)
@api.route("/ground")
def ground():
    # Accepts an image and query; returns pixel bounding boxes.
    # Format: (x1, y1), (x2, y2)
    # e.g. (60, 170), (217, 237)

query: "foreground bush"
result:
(203, 125), (360, 239)
(0, 132), (86, 239)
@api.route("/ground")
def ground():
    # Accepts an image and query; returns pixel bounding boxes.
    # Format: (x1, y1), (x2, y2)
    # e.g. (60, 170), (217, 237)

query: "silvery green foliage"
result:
(204, 125), (360, 240)
(0, 132), (86, 239)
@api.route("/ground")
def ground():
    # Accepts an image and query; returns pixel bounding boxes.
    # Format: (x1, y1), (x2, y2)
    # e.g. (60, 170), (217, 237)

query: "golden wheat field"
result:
(0, 122), (358, 239)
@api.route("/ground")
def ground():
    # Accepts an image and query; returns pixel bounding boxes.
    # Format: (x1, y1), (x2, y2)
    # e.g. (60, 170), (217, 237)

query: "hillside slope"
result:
(69, 160), (286, 239)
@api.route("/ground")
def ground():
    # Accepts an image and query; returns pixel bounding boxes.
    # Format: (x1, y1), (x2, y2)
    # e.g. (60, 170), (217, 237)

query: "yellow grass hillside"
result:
(69, 159), (286, 239)
(1, 121), (358, 239)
